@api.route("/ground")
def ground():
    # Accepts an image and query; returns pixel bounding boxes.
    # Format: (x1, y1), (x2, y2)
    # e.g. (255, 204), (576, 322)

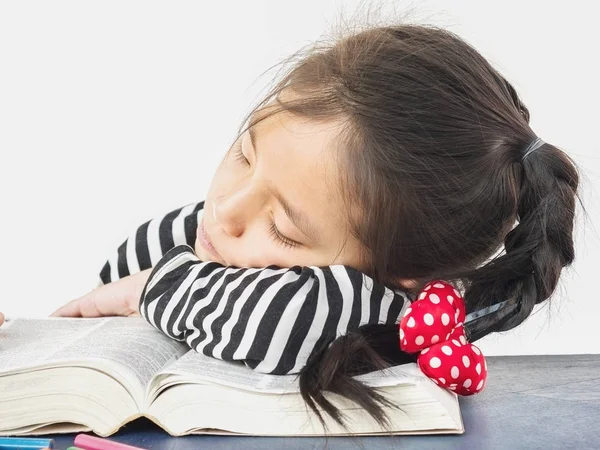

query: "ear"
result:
(396, 278), (419, 291)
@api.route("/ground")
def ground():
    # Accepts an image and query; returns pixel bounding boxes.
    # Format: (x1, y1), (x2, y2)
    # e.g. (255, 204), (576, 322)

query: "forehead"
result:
(251, 108), (348, 233)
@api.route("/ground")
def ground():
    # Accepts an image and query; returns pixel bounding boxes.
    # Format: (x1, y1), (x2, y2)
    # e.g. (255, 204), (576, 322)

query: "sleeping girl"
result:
(48, 22), (580, 426)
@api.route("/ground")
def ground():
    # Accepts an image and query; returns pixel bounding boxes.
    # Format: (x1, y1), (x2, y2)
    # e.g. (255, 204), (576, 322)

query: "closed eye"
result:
(233, 141), (250, 166)
(232, 139), (301, 249)
(268, 220), (301, 249)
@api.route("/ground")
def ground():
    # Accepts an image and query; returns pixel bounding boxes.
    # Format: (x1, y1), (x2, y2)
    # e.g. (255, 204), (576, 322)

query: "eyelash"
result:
(233, 141), (250, 166)
(233, 140), (300, 250)
(268, 221), (300, 249)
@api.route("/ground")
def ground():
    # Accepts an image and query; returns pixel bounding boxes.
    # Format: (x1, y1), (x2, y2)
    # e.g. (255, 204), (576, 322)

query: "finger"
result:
(77, 291), (109, 317)
(50, 297), (84, 317)
(51, 277), (138, 318)
(0, 311), (5, 327)
(54, 289), (123, 318)
(50, 293), (102, 317)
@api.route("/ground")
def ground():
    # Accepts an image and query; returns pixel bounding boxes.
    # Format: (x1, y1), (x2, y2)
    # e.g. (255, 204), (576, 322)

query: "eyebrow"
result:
(248, 125), (321, 243)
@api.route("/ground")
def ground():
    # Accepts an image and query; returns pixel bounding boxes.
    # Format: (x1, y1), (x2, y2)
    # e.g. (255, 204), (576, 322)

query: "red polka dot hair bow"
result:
(399, 280), (487, 395)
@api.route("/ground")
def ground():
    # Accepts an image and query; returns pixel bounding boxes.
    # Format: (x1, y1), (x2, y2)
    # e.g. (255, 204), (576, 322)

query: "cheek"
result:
(239, 244), (330, 270)
(222, 234), (303, 269)
(230, 241), (289, 268)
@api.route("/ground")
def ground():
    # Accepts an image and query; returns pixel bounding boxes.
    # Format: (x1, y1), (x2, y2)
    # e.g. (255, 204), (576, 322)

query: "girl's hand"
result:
(51, 269), (152, 318)
(0, 311), (4, 327)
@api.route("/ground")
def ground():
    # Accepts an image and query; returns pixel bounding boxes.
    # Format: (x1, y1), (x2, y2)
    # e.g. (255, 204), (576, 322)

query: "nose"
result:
(214, 182), (266, 237)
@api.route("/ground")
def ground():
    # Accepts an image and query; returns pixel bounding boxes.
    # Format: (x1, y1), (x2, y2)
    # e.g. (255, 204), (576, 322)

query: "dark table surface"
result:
(43, 355), (600, 449)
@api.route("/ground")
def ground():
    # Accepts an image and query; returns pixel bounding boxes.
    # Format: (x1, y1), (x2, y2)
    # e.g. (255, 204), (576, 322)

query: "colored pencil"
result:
(0, 437), (54, 449)
(74, 434), (146, 450)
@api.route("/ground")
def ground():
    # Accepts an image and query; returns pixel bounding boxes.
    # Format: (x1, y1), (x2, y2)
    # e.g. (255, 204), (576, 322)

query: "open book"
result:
(0, 317), (463, 436)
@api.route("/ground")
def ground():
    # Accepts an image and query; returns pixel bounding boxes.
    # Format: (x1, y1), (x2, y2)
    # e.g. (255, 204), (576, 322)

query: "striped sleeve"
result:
(97, 201), (205, 286)
(139, 244), (410, 375)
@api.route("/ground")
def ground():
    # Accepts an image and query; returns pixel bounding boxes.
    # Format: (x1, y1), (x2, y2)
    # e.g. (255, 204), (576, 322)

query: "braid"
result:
(462, 138), (579, 339)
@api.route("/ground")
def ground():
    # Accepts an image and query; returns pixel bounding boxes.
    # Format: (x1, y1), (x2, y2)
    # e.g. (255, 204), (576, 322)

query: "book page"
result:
(154, 350), (421, 395)
(155, 351), (301, 393)
(0, 317), (188, 389)
(0, 317), (107, 374)
(355, 363), (424, 387)
(55, 317), (189, 388)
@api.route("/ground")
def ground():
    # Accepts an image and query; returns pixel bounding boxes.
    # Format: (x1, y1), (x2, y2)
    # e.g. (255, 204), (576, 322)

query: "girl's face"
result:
(194, 105), (366, 271)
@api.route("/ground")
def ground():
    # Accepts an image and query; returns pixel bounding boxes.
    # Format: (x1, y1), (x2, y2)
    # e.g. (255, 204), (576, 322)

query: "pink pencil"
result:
(74, 434), (147, 450)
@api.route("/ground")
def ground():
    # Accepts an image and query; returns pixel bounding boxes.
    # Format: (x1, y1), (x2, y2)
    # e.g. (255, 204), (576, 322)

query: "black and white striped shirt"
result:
(98, 201), (411, 374)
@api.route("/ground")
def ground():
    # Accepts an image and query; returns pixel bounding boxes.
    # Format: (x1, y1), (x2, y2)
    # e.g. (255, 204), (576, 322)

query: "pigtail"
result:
(461, 140), (580, 340)
(298, 324), (416, 430)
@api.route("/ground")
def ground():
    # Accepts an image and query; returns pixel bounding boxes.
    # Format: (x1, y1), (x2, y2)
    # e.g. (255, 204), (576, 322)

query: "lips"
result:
(199, 218), (222, 259)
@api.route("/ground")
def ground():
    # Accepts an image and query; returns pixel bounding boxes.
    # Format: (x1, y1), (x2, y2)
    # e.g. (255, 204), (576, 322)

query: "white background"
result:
(0, 1), (598, 355)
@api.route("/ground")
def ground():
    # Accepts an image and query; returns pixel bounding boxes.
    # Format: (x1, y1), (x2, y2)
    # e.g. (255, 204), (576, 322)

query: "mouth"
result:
(198, 217), (223, 260)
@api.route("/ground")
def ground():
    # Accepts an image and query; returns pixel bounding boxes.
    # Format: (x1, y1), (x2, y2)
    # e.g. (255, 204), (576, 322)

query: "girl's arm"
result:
(54, 197), (409, 377)
(52, 201), (205, 317)
(139, 244), (410, 375)
(98, 201), (205, 286)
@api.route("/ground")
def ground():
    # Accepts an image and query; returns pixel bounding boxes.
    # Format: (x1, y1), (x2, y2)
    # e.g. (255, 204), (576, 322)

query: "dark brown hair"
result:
(231, 21), (581, 429)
